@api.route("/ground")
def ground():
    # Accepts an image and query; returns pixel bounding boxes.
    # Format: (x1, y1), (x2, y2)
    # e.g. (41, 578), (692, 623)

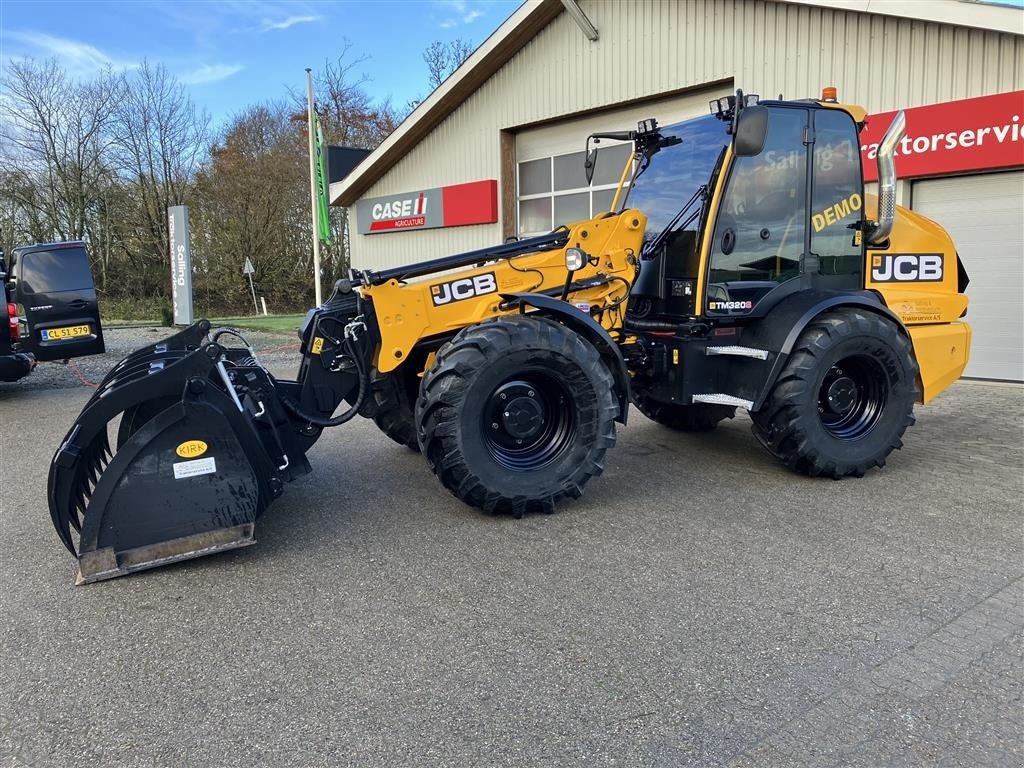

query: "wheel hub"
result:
(502, 395), (545, 439)
(483, 375), (576, 471)
(816, 358), (889, 441)
(825, 376), (857, 415)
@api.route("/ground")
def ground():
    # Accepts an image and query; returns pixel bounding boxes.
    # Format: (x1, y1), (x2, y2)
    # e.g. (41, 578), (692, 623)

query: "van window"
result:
(20, 247), (94, 294)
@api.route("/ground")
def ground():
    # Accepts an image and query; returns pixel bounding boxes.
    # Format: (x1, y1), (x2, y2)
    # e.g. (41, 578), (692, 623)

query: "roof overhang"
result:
(777, 0), (1023, 34)
(332, 0), (1023, 207)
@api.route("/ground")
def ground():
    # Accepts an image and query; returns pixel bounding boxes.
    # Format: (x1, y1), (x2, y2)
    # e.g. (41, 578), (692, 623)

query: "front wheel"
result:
(415, 315), (618, 517)
(368, 366), (420, 451)
(751, 308), (920, 478)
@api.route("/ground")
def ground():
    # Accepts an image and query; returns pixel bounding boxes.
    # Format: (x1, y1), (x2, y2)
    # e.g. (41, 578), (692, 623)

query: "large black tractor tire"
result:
(632, 389), (735, 432)
(415, 315), (618, 517)
(751, 308), (920, 478)
(368, 367), (420, 451)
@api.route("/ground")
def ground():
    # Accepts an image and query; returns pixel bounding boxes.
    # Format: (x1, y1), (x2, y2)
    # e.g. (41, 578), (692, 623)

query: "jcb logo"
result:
(430, 272), (498, 306)
(871, 254), (944, 283)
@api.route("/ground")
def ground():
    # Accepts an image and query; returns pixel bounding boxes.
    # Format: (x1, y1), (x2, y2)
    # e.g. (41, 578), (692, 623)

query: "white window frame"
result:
(516, 146), (633, 237)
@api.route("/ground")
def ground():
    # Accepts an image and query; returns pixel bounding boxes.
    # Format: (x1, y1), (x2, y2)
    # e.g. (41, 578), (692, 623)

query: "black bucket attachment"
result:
(48, 321), (309, 583)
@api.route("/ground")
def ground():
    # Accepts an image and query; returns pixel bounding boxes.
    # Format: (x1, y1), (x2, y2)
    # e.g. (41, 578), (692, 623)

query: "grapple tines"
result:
(48, 322), (281, 584)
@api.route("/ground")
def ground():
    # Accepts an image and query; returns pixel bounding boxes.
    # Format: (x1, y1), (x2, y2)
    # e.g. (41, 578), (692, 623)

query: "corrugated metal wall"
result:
(350, 0), (1023, 270)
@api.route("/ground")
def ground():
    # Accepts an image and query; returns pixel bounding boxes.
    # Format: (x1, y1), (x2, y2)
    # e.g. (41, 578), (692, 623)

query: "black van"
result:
(1, 241), (105, 382)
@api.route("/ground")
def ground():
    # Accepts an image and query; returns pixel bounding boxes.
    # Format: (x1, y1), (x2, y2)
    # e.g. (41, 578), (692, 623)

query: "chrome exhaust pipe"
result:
(868, 110), (906, 245)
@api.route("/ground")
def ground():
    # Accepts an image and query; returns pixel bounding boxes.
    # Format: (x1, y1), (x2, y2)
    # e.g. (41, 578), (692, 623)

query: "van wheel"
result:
(632, 389), (735, 432)
(416, 315), (618, 517)
(751, 308), (920, 478)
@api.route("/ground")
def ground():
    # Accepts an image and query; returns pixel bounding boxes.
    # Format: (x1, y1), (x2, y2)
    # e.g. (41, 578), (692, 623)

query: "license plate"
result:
(42, 324), (91, 341)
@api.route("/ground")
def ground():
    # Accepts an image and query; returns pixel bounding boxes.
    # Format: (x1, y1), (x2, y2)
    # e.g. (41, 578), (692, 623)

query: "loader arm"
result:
(358, 210), (646, 372)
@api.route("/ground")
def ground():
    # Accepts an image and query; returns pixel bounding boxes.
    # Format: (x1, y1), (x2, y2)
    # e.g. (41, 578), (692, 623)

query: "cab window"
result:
(707, 107), (808, 314)
(811, 109), (863, 276)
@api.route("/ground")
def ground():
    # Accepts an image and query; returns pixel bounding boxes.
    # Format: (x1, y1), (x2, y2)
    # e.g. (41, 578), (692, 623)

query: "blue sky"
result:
(0, 0), (522, 127)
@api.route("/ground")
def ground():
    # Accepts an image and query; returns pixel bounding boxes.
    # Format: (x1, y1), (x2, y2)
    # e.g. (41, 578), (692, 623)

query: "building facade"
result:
(332, 0), (1024, 380)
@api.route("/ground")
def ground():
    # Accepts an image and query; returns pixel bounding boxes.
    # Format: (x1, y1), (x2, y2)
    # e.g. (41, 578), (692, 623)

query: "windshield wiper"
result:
(642, 184), (708, 258)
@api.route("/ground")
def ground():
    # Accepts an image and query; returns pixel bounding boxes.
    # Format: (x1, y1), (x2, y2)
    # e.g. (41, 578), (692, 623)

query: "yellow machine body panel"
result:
(863, 194), (971, 402)
(361, 211), (646, 372)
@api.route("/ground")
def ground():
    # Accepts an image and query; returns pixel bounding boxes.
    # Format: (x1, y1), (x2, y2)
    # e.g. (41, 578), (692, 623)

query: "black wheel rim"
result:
(817, 355), (888, 441)
(481, 371), (577, 471)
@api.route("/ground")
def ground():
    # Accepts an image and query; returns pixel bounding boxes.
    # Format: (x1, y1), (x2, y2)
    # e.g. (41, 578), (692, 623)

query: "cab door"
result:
(13, 242), (105, 361)
(704, 105), (810, 317)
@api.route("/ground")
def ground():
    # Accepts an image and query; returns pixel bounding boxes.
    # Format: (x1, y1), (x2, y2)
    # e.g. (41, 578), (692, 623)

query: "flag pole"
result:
(305, 68), (323, 306)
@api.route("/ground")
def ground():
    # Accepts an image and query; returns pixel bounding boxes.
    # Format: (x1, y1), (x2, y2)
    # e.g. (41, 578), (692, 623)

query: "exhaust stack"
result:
(868, 110), (906, 245)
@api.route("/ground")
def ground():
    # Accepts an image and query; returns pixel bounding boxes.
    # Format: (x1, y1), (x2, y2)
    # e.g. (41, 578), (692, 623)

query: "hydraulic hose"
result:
(623, 316), (681, 332)
(279, 335), (369, 428)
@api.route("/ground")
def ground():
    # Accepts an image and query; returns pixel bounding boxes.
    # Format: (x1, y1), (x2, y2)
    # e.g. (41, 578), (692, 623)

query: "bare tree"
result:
(423, 39), (474, 90)
(288, 44), (405, 280)
(0, 58), (118, 244)
(0, 43), (405, 317)
(109, 60), (210, 295)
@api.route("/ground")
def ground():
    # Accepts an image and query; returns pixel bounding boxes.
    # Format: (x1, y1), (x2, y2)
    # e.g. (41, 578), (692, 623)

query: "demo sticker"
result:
(173, 457), (217, 480)
(175, 439), (208, 458)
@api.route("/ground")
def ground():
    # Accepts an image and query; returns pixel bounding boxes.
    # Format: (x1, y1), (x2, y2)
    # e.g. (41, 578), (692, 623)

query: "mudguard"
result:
(501, 292), (631, 423)
(743, 289), (907, 411)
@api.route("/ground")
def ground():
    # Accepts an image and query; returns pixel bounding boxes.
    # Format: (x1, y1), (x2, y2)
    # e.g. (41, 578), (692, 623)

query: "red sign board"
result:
(357, 179), (497, 234)
(860, 91), (1024, 182)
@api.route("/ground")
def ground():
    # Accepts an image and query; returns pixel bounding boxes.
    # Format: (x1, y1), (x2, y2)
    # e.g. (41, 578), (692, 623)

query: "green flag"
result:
(313, 112), (332, 246)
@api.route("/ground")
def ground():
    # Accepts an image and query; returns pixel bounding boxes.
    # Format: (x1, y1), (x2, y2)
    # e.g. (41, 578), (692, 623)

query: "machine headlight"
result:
(565, 247), (586, 272)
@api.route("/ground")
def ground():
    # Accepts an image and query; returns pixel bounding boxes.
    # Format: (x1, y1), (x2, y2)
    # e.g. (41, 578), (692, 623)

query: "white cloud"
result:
(179, 63), (243, 85)
(435, 0), (486, 27)
(261, 14), (319, 32)
(3, 30), (136, 74)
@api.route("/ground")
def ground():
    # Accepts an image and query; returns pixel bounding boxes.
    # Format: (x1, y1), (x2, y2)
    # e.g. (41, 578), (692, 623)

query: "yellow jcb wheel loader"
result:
(49, 89), (971, 583)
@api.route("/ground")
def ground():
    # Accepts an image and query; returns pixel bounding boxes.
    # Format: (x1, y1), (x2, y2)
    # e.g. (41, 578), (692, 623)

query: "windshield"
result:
(624, 114), (729, 248)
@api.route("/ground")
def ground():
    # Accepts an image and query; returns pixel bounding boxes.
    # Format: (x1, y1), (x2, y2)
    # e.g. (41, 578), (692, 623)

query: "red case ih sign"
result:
(860, 91), (1024, 182)
(356, 180), (498, 234)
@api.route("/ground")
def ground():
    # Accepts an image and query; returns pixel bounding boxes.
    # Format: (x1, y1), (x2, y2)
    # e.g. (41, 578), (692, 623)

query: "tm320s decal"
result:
(871, 253), (944, 282)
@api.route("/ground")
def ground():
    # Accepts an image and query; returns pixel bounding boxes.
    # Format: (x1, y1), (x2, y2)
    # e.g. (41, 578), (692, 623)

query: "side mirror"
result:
(584, 147), (598, 184)
(733, 105), (769, 157)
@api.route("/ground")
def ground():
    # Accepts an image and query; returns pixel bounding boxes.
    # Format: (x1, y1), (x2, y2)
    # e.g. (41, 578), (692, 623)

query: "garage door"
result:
(515, 86), (731, 237)
(913, 170), (1024, 381)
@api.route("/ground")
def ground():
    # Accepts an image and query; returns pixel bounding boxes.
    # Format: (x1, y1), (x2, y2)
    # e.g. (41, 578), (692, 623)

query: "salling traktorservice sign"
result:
(356, 179), (497, 235)
(167, 205), (194, 326)
(860, 90), (1024, 182)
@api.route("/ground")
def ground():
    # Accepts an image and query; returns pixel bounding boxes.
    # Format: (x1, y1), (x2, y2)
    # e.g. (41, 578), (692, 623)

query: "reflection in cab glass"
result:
(811, 109), (863, 277)
(708, 107), (808, 314)
(626, 114), (731, 318)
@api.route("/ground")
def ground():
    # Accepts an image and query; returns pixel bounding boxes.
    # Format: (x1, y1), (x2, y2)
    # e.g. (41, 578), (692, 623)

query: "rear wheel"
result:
(368, 366), (420, 451)
(751, 308), (920, 478)
(416, 315), (618, 517)
(632, 389), (735, 432)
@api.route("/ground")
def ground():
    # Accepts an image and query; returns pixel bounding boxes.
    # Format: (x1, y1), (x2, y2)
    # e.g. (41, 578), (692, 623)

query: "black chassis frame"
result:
(627, 289), (907, 413)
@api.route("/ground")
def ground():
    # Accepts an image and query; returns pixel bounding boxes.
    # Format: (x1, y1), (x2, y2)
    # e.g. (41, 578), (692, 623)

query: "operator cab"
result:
(624, 91), (866, 324)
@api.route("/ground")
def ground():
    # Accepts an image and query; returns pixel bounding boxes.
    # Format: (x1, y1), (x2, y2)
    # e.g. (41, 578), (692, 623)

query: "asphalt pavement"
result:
(1, 349), (1021, 767)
